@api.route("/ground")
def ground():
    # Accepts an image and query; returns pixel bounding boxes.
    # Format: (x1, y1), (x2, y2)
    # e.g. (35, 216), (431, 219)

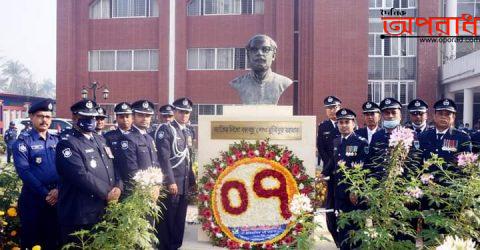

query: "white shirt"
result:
(436, 128), (449, 140)
(367, 127), (378, 144)
(330, 119), (336, 128)
(133, 125), (147, 135)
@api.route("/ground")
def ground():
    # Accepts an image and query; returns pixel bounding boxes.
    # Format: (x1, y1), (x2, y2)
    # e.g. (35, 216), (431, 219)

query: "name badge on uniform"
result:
(85, 148), (94, 153)
(442, 139), (458, 152)
(90, 159), (97, 169)
(187, 135), (193, 147)
(35, 157), (42, 164)
(323, 131), (330, 135)
(31, 145), (44, 150)
(121, 141), (129, 150)
(104, 146), (114, 159)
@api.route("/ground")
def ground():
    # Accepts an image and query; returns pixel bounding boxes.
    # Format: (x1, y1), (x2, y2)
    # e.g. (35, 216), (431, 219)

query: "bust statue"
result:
(229, 34), (293, 105)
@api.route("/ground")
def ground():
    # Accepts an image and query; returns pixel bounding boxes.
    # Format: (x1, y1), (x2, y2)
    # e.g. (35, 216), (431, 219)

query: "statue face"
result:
(247, 37), (276, 72)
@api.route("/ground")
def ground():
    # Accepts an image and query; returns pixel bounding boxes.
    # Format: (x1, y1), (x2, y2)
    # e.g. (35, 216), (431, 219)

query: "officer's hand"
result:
(151, 185), (160, 201)
(169, 184), (178, 195)
(349, 193), (358, 205)
(46, 189), (58, 206)
(107, 187), (121, 203)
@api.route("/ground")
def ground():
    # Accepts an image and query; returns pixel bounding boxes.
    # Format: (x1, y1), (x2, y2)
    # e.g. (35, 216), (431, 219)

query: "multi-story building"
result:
(57, 0), (439, 124)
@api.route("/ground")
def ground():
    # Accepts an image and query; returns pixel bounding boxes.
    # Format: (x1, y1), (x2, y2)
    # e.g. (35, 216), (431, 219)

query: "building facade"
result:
(57, 0), (439, 124)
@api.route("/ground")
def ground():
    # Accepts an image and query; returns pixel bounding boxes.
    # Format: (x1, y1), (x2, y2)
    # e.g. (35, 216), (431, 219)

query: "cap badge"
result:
(443, 100), (449, 106)
(48, 103), (53, 110)
(385, 99), (391, 105)
(327, 97), (333, 102)
(166, 106), (171, 111)
(183, 99), (189, 106)
(142, 101), (149, 109)
(415, 101), (420, 107)
(98, 108), (103, 114)
(366, 103), (372, 109)
(121, 103), (128, 110)
(86, 101), (93, 109)
(341, 110), (347, 115)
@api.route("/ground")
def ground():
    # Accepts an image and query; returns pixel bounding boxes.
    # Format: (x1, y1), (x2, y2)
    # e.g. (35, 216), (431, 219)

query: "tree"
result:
(37, 79), (56, 98)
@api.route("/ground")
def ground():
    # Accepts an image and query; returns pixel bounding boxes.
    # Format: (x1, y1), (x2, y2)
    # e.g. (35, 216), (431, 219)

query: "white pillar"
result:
(168, 0), (176, 104)
(463, 88), (474, 126)
(445, 0), (457, 61)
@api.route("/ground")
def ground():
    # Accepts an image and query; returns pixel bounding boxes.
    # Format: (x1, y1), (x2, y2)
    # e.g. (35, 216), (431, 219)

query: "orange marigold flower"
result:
(7, 207), (17, 217)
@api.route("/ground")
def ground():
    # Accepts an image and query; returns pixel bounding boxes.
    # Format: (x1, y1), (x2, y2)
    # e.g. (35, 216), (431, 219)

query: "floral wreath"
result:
(198, 140), (315, 249)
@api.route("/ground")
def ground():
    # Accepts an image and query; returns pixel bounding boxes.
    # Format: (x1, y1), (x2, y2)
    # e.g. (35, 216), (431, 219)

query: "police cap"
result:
(114, 102), (133, 115)
(324, 96), (341, 107)
(172, 97), (193, 112)
(29, 99), (55, 114)
(380, 97), (402, 111)
(132, 100), (155, 115)
(434, 98), (457, 113)
(407, 99), (428, 113)
(362, 101), (380, 113)
(336, 108), (356, 120)
(70, 99), (98, 117)
(159, 104), (174, 116)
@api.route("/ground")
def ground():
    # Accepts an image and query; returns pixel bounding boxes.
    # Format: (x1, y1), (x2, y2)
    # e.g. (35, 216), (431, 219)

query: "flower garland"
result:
(198, 140), (314, 249)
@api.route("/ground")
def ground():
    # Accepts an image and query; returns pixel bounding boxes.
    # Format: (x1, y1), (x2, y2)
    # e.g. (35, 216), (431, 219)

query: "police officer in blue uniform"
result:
(317, 95), (342, 246)
(367, 97), (404, 178)
(4, 121), (18, 163)
(104, 102), (133, 168)
(155, 97), (196, 250)
(418, 98), (472, 174)
(13, 99), (60, 249)
(151, 104), (175, 141)
(355, 101), (381, 144)
(95, 106), (108, 135)
(56, 99), (122, 244)
(116, 100), (160, 186)
(330, 108), (368, 250)
(406, 99), (429, 137)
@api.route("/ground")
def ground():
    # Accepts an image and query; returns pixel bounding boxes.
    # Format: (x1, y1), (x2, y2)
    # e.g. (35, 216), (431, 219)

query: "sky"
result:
(0, 0), (56, 83)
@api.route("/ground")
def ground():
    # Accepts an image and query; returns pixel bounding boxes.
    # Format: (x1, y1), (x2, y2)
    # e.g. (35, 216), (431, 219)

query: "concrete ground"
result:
(180, 206), (337, 250)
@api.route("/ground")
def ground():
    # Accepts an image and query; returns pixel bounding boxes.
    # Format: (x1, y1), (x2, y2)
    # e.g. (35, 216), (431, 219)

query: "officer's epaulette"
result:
(17, 131), (31, 141)
(357, 135), (368, 143)
(453, 127), (469, 136)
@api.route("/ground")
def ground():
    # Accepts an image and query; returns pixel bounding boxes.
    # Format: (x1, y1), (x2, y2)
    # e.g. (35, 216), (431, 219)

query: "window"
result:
(190, 104), (224, 125)
(89, 0), (158, 19)
(187, 48), (248, 70)
(88, 49), (158, 71)
(368, 81), (416, 105)
(188, 0), (264, 16)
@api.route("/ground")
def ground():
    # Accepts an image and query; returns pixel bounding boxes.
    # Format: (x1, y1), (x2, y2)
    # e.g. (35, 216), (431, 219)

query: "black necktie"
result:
(415, 128), (421, 134)
(437, 133), (444, 140)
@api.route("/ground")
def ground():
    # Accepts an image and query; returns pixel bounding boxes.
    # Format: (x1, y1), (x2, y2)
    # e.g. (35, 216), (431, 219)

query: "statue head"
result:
(246, 34), (277, 72)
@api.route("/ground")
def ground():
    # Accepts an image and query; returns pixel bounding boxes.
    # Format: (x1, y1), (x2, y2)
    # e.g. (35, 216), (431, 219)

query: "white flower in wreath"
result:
(436, 235), (476, 250)
(290, 193), (313, 216)
(220, 162), (226, 168)
(231, 155), (237, 160)
(275, 156), (281, 161)
(215, 233), (223, 238)
(254, 150), (259, 156)
(298, 183), (305, 190)
(242, 150), (246, 155)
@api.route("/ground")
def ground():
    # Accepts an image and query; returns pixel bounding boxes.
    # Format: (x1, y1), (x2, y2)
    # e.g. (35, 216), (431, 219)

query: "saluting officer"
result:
(95, 106), (108, 135)
(355, 101), (381, 144)
(418, 99), (472, 173)
(406, 99), (429, 136)
(155, 97), (196, 250)
(104, 102), (133, 167)
(56, 99), (122, 244)
(116, 100), (160, 185)
(331, 108), (368, 250)
(13, 99), (60, 249)
(317, 96), (341, 246)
